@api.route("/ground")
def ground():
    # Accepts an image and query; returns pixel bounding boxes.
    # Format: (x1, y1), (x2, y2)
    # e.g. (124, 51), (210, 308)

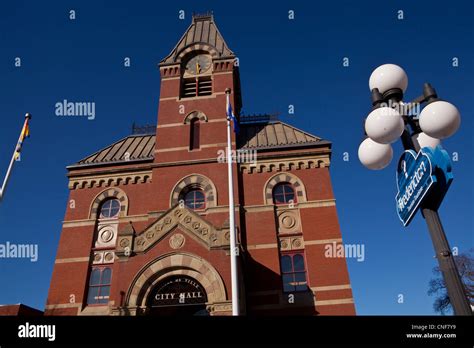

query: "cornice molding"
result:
(69, 170), (152, 190)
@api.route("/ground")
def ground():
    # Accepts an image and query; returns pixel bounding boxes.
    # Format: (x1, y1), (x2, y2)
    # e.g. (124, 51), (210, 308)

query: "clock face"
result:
(185, 54), (211, 75)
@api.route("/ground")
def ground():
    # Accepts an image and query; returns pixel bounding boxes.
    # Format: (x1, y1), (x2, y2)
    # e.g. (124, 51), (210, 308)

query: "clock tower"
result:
(154, 13), (241, 165)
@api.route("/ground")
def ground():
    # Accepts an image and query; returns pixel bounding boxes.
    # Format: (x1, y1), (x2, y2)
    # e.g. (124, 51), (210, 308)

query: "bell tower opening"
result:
(181, 51), (213, 98)
(146, 275), (209, 316)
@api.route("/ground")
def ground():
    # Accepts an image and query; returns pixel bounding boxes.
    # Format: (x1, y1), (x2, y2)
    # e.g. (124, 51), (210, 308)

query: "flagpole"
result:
(225, 88), (240, 315)
(0, 113), (31, 202)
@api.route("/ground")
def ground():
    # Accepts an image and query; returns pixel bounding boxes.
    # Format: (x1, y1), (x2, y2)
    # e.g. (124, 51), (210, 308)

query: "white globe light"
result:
(419, 101), (461, 139)
(365, 107), (404, 144)
(412, 132), (441, 149)
(369, 64), (408, 94)
(358, 138), (393, 170)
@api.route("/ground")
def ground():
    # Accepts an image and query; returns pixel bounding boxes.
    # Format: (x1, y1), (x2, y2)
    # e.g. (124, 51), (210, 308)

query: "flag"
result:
(14, 118), (30, 160)
(226, 94), (239, 134)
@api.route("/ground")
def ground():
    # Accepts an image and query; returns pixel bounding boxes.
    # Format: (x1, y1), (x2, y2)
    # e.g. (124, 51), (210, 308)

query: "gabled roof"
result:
(70, 134), (155, 168)
(160, 14), (234, 65)
(237, 121), (329, 150)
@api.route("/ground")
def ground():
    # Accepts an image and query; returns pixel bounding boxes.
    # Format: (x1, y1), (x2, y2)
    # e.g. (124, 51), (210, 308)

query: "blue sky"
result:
(0, 0), (472, 315)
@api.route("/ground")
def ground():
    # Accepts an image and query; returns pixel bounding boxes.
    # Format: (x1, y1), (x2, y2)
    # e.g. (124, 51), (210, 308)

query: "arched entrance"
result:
(123, 252), (229, 316)
(146, 275), (209, 316)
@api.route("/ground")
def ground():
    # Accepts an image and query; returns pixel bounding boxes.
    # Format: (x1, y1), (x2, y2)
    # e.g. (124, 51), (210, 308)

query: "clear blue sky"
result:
(0, 0), (472, 315)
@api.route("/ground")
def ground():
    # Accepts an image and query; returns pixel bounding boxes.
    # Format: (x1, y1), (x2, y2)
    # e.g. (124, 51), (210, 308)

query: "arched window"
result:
(280, 252), (307, 292)
(99, 199), (121, 219)
(182, 188), (206, 210)
(273, 183), (296, 205)
(190, 118), (200, 150)
(87, 267), (112, 305)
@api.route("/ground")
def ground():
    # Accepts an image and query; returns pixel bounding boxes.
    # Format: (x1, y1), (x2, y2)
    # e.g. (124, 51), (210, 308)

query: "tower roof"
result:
(160, 13), (235, 65)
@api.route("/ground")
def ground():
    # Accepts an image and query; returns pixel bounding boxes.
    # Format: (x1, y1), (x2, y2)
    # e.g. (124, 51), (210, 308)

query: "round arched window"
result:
(183, 189), (206, 210)
(273, 183), (296, 204)
(100, 199), (121, 218)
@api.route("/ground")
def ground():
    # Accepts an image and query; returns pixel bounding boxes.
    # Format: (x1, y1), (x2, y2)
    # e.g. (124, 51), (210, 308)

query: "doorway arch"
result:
(146, 274), (208, 315)
(124, 252), (227, 315)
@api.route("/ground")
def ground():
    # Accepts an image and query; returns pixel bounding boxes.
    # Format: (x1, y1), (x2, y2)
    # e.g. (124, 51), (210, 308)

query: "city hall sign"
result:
(148, 275), (207, 307)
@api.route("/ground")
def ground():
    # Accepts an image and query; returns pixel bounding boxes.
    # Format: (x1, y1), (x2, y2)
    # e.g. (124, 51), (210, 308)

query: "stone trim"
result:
(315, 298), (354, 306)
(246, 243), (278, 250)
(170, 174), (217, 208)
(160, 76), (181, 81)
(212, 70), (233, 76)
(279, 236), (304, 251)
(246, 238), (343, 251)
(154, 142), (233, 153)
(183, 110), (208, 124)
(70, 170), (152, 190)
(62, 220), (96, 228)
(155, 146), (190, 153)
(118, 206), (230, 257)
(263, 172), (307, 205)
(89, 188), (129, 220)
(176, 43), (220, 63)
(157, 119), (225, 129)
(45, 303), (82, 310)
(240, 156), (330, 174)
(55, 257), (90, 264)
(248, 284), (352, 296)
(159, 92), (225, 102)
(207, 300), (233, 315)
(62, 214), (150, 228)
(249, 297), (354, 310)
(79, 305), (111, 316)
(304, 238), (342, 246)
(311, 284), (352, 292)
(242, 199), (336, 213)
(124, 252), (227, 312)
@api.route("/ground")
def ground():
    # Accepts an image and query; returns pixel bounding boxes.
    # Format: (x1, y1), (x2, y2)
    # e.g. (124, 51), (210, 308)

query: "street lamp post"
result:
(358, 64), (471, 315)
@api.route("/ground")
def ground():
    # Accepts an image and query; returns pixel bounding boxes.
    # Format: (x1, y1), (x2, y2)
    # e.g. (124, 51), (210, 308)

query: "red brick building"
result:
(45, 14), (355, 316)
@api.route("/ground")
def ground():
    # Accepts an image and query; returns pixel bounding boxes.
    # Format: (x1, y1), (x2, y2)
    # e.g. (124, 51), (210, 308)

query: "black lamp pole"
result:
(369, 85), (472, 316)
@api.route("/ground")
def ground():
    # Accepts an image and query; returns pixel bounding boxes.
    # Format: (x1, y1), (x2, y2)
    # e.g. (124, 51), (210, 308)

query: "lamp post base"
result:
(422, 208), (472, 315)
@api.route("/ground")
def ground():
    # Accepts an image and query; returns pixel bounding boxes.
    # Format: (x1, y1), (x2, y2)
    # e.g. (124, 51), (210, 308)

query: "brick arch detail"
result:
(170, 174), (217, 208)
(89, 188), (129, 219)
(175, 43), (220, 63)
(183, 110), (208, 124)
(263, 172), (307, 205)
(125, 252), (227, 308)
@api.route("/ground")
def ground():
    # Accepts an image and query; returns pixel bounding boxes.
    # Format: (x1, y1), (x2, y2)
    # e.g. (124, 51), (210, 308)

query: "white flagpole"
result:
(0, 113), (31, 202)
(225, 88), (240, 315)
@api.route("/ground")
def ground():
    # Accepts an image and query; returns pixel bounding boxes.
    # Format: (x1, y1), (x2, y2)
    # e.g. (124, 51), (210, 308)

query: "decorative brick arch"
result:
(175, 44), (219, 63)
(89, 188), (129, 219)
(125, 252), (227, 309)
(263, 172), (307, 205)
(170, 174), (217, 208)
(183, 110), (208, 124)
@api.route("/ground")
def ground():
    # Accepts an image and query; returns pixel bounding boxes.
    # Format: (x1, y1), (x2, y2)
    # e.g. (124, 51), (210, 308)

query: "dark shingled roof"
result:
(237, 121), (327, 150)
(161, 14), (234, 65)
(71, 134), (155, 168)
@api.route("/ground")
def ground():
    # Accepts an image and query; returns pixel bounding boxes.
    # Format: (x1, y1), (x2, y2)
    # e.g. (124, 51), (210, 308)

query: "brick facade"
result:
(45, 14), (355, 316)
